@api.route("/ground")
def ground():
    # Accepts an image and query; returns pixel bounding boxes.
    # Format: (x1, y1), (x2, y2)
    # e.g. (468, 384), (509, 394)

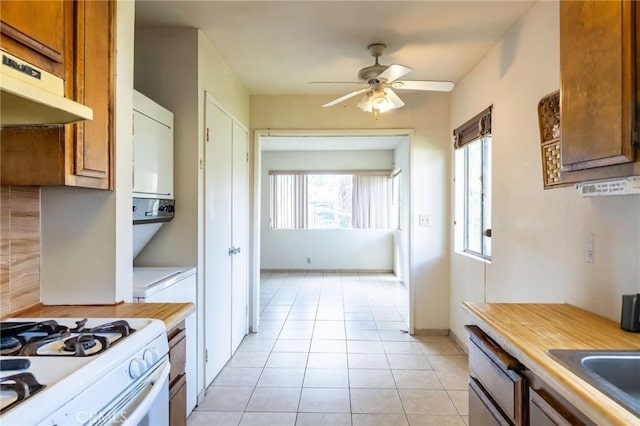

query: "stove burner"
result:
(0, 336), (21, 355)
(62, 334), (98, 353)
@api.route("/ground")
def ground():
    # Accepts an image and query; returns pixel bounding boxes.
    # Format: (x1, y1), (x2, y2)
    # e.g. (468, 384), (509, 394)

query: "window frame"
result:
(461, 137), (491, 260)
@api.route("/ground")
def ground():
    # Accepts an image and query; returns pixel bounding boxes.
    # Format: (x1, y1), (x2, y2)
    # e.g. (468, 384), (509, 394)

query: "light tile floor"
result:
(188, 272), (469, 426)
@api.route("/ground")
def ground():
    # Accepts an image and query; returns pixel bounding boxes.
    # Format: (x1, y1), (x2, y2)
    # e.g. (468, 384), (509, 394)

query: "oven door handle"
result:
(121, 360), (170, 426)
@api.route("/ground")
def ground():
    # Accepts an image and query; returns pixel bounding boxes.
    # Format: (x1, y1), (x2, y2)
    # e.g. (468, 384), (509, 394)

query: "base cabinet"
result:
(465, 325), (595, 426)
(168, 321), (187, 426)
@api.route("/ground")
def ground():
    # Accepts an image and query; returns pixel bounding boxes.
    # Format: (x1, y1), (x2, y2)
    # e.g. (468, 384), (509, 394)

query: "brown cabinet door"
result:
(68, 0), (114, 188)
(0, 0), (65, 76)
(169, 374), (187, 426)
(560, 0), (636, 171)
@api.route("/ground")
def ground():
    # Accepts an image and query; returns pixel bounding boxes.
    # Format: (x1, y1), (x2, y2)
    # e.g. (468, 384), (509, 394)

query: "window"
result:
(454, 106), (492, 259)
(270, 171), (393, 230)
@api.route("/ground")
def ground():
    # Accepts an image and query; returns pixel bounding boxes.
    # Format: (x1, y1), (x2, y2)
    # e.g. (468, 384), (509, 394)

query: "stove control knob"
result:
(143, 347), (160, 365)
(129, 358), (147, 379)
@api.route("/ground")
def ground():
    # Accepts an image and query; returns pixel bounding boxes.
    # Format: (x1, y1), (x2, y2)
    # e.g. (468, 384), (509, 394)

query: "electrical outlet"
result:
(306, 257), (311, 264)
(418, 215), (431, 227)
(585, 233), (594, 263)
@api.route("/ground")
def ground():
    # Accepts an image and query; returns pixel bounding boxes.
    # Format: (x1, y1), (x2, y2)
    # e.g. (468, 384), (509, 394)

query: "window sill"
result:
(454, 250), (491, 264)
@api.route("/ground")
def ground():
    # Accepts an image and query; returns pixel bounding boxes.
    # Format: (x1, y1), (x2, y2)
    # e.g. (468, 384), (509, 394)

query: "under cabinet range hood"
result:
(0, 51), (93, 126)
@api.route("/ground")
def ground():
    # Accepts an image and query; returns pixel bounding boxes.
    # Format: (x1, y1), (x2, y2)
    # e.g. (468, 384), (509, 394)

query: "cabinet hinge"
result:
(206, 127), (210, 142)
(205, 349), (209, 363)
(246, 152), (249, 162)
(633, 128), (639, 148)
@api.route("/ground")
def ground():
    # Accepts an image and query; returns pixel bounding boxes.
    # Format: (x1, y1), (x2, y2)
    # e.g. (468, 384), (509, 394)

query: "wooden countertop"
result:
(462, 303), (640, 425)
(8, 302), (195, 331)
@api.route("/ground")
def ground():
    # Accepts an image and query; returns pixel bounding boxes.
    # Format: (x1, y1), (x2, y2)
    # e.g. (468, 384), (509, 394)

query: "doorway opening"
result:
(251, 130), (413, 336)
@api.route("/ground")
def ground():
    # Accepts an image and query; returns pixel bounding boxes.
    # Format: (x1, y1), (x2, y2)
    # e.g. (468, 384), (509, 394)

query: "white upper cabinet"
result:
(133, 90), (174, 198)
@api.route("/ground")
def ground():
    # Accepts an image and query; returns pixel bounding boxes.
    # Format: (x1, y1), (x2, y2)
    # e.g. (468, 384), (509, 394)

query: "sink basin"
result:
(547, 350), (640, 417)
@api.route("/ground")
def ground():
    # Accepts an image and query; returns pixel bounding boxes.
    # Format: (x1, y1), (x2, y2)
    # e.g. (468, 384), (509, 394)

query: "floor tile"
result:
(197, 386), (254, 411)
(188, 411), (243, 426)
(383, 341), (423, 355)
(392, 370), (442, 390)
(307, 352), (348, 369)
(418, 341), (463, 355)
(347, 340), (384, 354)
(348, 353), (389, 369)
(406, 414), (466, 426)
(257, 368), (305, 387)
(349, 369), (396, 388)
(346, 320), (377, 330)
(350, 389), (404, 414)
(352, 413), (408, 426)
(303, 368), (349, 388)
(434, 370), (469, 390)
(239, 412), (297, 426)
(376, 321), (408, 331)
(425, 355), (469, 372)
(236, 337), (276, 353)
(227, 351), (270, 368)
(448, 390), (469, 415)
(310, 339), (347, 353)
(387, 354), (432, 370)
(213, 367), (262, 387)
(294, 413), (351, 426)
(399, 390), (458, 415)
(379, 331), (419, 342)
(246, 387), (301, 412)
(346, 329), (380, 340)
(272, 339), (311, 353)
(280, 328), (314, 339)
(298, 388), (351, 413)
(266, 352), (308, 368)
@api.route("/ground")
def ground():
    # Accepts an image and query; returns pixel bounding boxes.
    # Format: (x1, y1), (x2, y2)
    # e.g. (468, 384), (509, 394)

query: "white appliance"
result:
(133, 90), (174, 199)
(1, 51), (93, 126)
(0, 317), (169, 425)
(133, 267), (197, 416)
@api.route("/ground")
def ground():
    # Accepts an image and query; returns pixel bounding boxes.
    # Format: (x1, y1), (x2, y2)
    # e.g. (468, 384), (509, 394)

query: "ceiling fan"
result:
(318, 43), (454, 118)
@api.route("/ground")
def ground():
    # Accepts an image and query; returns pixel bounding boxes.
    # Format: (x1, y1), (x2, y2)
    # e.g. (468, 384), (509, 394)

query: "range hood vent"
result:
(1, 51), (93, 126)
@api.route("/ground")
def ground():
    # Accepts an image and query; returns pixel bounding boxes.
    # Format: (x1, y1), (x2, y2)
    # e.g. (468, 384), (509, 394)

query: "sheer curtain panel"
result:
(270, 174), (307, 229)
(352, 175), (392, 229)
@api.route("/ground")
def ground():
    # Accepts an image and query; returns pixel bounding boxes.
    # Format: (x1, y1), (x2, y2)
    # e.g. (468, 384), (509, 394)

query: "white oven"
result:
(0, 318), (169, 425)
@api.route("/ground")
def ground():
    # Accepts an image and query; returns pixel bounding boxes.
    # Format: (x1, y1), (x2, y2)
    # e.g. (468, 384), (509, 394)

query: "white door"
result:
(204, 96), (233, 385)
(231, 121), (249, 352)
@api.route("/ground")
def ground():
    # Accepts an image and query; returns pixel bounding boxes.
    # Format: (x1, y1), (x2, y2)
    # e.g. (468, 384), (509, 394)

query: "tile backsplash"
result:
(1, 186), (41, 316)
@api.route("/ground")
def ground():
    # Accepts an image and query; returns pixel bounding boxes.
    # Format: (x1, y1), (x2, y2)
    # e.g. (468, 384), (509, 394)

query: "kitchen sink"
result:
(547, 349), (640, 417)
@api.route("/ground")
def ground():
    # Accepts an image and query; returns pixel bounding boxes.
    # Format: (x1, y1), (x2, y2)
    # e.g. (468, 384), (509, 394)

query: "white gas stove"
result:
(0, 317), (169, 426)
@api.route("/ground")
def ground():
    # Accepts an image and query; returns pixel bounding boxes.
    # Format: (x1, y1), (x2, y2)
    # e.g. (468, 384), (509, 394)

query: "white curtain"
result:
(352, 175), (392, 229)
(270, 174), (307, 229)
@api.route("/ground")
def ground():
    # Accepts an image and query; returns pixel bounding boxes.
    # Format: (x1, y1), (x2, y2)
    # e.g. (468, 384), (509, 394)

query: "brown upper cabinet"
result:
(0, 0), (114, 190)
(0, 0), (66, 78)
(559, 0), (640, 183)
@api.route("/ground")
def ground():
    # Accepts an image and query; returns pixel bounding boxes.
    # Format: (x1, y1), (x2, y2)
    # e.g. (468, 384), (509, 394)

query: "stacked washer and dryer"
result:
(131, 90), (198, 416)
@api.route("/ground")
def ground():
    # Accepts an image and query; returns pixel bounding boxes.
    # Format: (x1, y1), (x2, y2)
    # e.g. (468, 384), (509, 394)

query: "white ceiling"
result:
(135, 1), (538, 96)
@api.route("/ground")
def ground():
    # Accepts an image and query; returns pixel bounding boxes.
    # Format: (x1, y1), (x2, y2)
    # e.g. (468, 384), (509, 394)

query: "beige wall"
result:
(251, 93), (452, 331)
(449, 1), (640, 347)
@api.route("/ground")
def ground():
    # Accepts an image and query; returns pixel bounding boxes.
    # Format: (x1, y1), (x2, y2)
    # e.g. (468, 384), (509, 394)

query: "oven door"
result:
(97, 357), (170, 426)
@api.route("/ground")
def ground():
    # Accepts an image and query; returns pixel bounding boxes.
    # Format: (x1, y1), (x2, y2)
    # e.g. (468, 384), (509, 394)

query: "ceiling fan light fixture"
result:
(357, 92), (373, 112)
(371, 90), (390, 110)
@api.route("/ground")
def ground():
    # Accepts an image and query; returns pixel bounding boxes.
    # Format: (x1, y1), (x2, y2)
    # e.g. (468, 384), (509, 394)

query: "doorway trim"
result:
(251, 128), (415, 335)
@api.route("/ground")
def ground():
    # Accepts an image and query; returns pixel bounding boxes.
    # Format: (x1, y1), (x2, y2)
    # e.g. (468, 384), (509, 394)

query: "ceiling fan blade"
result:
(380, 88), (405, 112)
(392, 80), (455, 92)
(309, 81), (364, 85)
(322, 87), (371, 107)
(377, 64), (412, 83)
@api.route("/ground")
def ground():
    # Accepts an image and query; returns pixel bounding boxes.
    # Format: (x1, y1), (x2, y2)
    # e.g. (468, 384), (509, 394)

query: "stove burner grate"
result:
(0, 372), (45, 414)
(62, 334), (109, 357)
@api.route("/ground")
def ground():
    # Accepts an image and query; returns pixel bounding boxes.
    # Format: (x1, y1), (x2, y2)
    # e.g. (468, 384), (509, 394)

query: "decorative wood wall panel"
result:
(0, 186), (41, 316)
